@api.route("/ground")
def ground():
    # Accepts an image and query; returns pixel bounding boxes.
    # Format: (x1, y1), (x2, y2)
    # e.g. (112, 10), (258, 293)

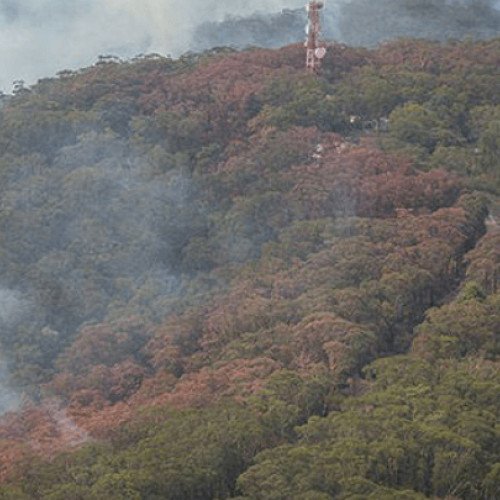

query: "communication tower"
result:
(305, 1), (326, 74)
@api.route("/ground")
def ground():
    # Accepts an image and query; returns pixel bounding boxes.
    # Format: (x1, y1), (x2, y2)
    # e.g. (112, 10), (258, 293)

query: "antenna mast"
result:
(305, 1), (326, 74)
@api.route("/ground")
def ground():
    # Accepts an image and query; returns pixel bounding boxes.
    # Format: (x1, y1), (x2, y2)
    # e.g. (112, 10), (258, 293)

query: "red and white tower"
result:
(305, 1), (326, 74)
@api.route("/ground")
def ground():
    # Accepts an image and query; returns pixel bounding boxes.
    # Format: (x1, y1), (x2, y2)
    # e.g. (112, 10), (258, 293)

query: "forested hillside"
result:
(0, 38), (498, 499)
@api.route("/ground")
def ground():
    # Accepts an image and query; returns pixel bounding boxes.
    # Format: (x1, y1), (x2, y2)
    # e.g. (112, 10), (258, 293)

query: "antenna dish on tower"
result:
(305, 1), (327, 74)
(315, 47), (327, 59)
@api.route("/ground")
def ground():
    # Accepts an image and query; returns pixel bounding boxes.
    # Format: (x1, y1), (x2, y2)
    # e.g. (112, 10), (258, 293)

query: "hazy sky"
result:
(1, 1), (499, 93)
(0, 0), (305, 92)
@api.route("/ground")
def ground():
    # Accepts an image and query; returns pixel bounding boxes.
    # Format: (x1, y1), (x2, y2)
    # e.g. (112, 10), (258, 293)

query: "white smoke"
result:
(0, 355), (18, 413)
(0, 0), (303, 92)
(1, 0), (497, 92)
(0, 288), (26, 413)
(0, 288), (25, 325)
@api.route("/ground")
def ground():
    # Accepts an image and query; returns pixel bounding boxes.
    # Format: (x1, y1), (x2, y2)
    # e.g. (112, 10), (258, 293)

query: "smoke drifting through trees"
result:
(0, 126), (210, 401)
(0, 289), (27, 412)
(0, 35), (497, 494)
(0, 359), (18, 413)
(193, 0), (500, 51)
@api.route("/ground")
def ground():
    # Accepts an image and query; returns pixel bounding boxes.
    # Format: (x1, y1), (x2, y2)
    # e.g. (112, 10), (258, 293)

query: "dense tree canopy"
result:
(0, 39), (497, 498)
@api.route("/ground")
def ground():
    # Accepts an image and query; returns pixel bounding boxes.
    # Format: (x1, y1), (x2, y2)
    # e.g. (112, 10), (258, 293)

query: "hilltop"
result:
(0, 39), (498, 498)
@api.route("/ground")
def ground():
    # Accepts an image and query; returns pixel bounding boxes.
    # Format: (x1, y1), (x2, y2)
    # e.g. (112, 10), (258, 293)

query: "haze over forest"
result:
(1, 0), (499, 91)
(0, 0), (498, 498)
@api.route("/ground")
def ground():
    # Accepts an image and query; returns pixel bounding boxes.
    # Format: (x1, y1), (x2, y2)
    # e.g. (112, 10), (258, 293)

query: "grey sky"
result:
(0, 1), (499, 93)
(0, 0), (303, 92)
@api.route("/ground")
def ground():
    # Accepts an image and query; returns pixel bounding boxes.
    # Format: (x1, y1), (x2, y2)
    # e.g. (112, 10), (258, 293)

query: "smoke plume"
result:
(0, 288), (27, 413)
(0, 0), (302, 91)
(193, 0), (500, 52)
(1, 1), (498, 92)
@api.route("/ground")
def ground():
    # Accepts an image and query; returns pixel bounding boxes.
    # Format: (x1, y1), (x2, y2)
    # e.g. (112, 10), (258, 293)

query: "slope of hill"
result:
(0, 39), (498, 498)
